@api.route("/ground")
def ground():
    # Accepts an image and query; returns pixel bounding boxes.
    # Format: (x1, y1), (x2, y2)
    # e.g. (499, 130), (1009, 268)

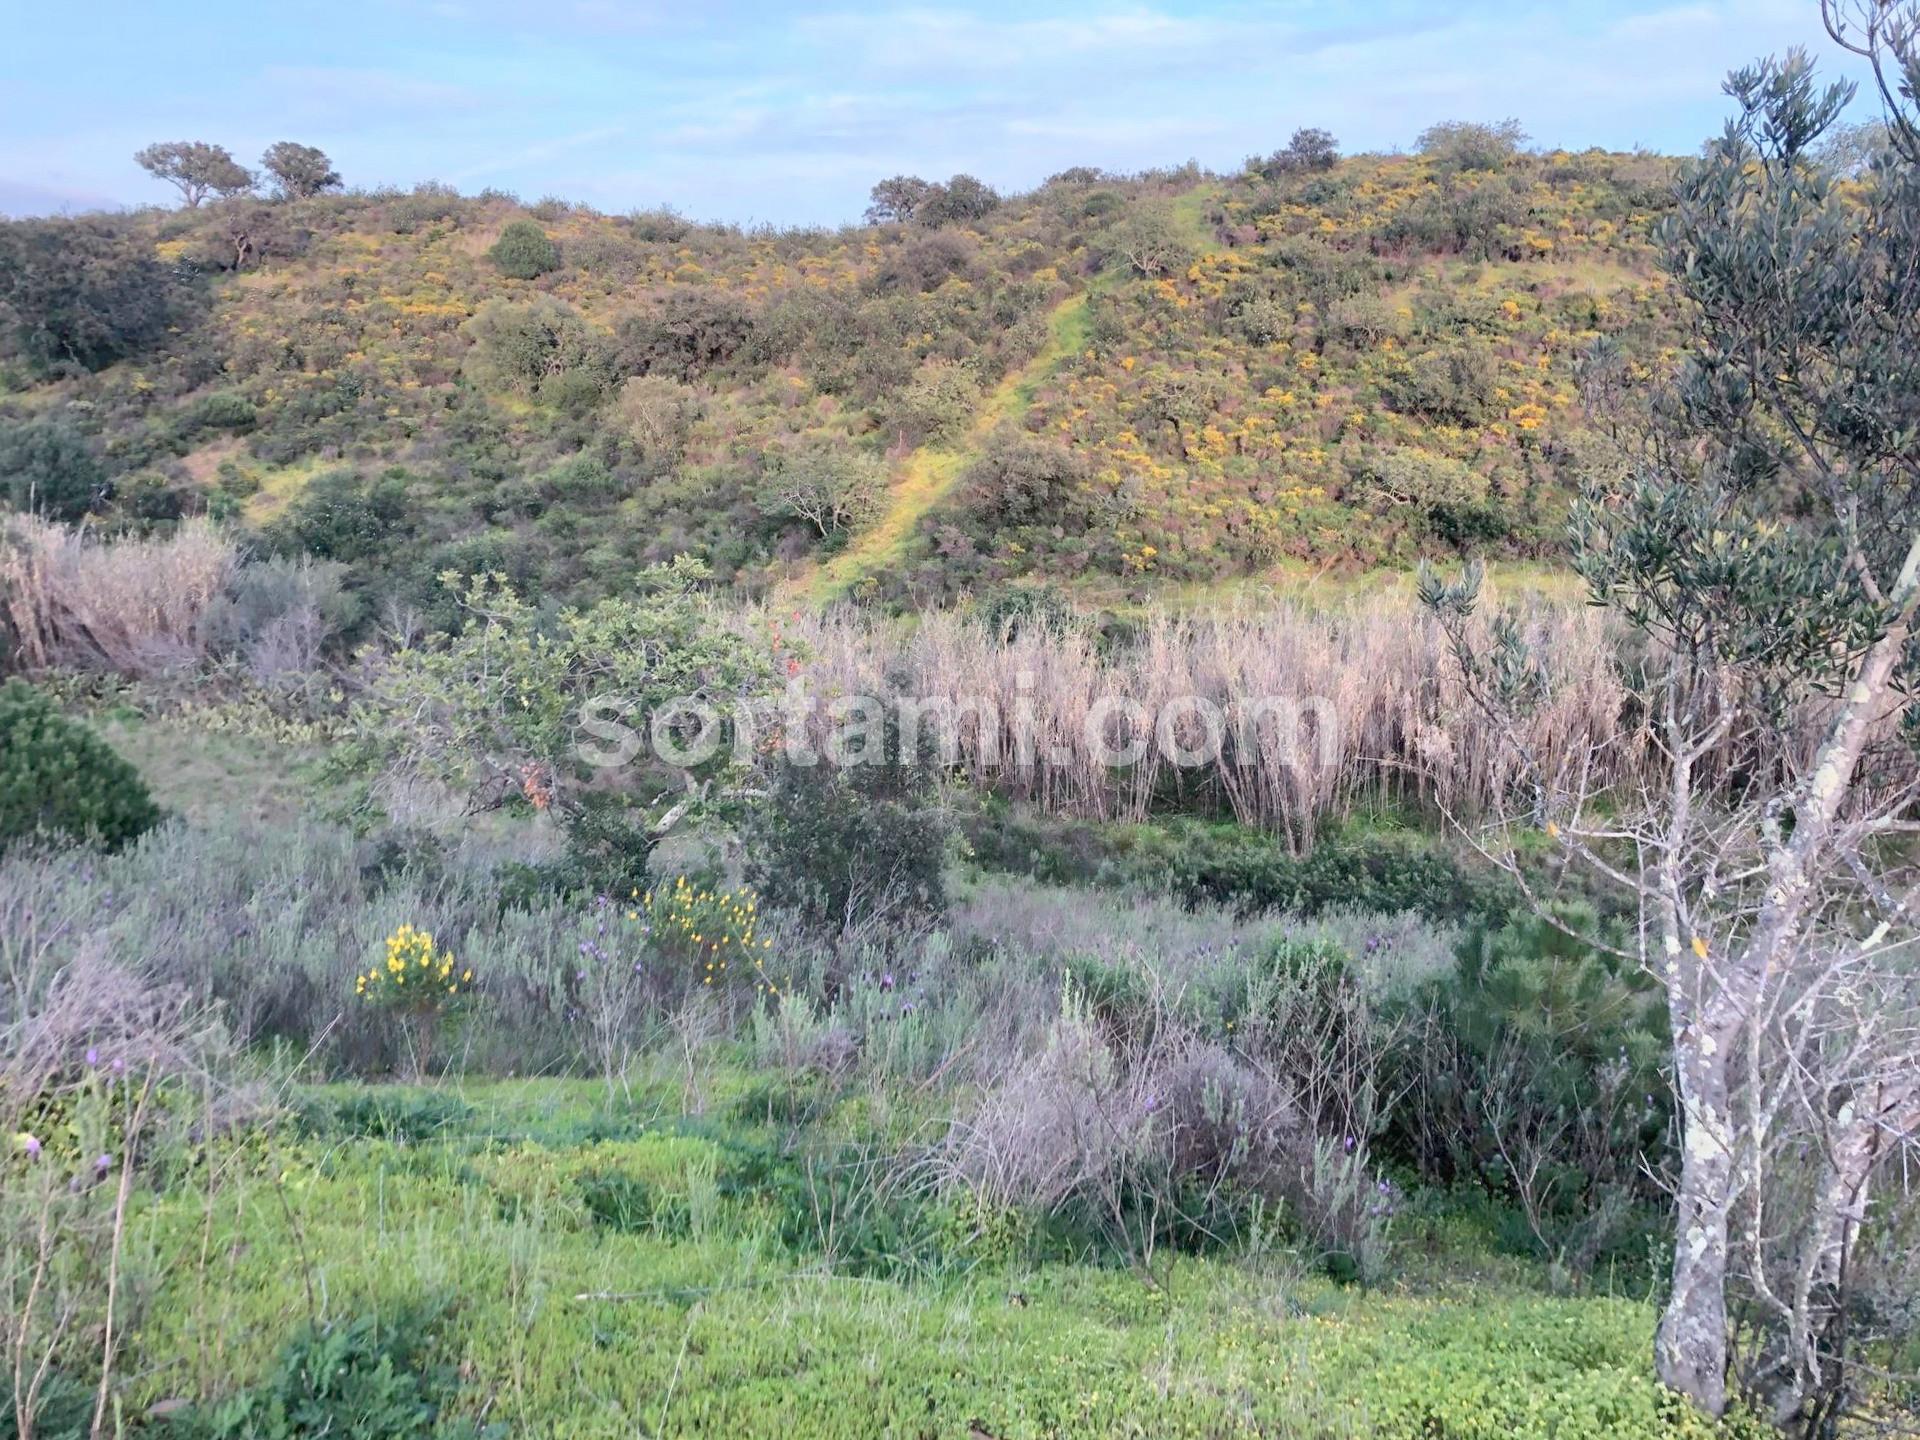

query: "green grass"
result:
(119, 1075), (1730, 1440)
(1164, 184), (1222, 253)
(99, 715), (336, 829)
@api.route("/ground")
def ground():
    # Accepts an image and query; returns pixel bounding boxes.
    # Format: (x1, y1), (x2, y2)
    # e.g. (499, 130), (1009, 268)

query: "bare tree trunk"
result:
(1655, 533), (1920, 1415)
(1658, 1037), (1737, 1413)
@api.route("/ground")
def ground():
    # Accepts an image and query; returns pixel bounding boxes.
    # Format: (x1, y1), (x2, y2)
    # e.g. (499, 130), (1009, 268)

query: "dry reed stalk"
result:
(0, 517), (236, 677)
(782, 593), (1639, 843)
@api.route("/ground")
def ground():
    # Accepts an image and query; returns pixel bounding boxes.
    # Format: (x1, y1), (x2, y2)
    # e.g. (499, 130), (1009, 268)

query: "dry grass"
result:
(0, 517), (236, 677)
(787, 594), (1629, 846)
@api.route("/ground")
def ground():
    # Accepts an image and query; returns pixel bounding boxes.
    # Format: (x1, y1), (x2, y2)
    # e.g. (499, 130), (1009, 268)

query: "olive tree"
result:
(1423, 8), (1920, 1427)
(759, 438), (887, 538)
(865, 174), (933, 225)
(260, 141), (342, 200)
(133, 141), (253, 207)
(353, 561), (778, 883)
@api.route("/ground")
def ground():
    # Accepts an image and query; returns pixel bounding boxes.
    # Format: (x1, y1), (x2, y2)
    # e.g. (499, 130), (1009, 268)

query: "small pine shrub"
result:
(0, 1365), (94, 1440)
(487, 219), (561, 279)
(0, 680), (160, 852)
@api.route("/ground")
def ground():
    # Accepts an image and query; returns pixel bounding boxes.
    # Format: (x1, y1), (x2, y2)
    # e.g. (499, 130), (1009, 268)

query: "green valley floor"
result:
(127, 1077), (1731, 1440)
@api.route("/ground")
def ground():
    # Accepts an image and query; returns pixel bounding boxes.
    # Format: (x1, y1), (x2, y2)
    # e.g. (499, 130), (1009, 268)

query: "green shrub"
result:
(1172, 826), (1513, 922)
(487, 219), (561, 279)
(973, 583), (1079, 640)
(577, 1171), (675, 1234)
(714, 1139), (940, 1276)
(0, 215), (190, 375)
(186, 1313), (472, 1439)
(301, 1088), (475, 1143)
(0, 419), (106, 520)
(190, 390), (259, 433)
(0, 681), (160, 853)
(266, 468), (415, 564)
(744, 761), (948, 934)
(961, 806), (1184, 890)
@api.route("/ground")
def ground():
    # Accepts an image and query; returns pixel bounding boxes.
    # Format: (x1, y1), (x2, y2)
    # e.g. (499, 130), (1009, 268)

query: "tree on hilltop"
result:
(261, 141), (342, 200)
(134, 141), (254, 207)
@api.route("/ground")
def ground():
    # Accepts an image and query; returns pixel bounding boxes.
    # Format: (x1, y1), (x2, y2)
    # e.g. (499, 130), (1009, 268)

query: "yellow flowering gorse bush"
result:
(355, 923), (473, 1011)
(637, 876), (780, 995)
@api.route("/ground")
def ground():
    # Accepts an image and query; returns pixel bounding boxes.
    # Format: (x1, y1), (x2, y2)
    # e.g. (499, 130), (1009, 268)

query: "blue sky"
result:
(0, 0), (1875, 224)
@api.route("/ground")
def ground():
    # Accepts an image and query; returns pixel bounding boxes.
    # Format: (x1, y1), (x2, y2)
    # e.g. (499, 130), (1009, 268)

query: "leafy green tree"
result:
(614, 374), (695, 469)
(133, 140), (253, 206)
(0, 680), (160, 853)
(0, 420), (107, 520)
(612, 287), (755, 381)
(355, 561), (778, 872)
(759, 437), (887, 537)
(1101, 205), (1194, 278)
(1350, 448), (1487, 513)
(0, 217), (185, 374)
(487, 219), (562, 279)
(461, 296), (613, 403)
(865, 174), (933, 224)
(260, 141), (343, 200)
(917, 174), (1000, 227)
(1416, 119), (1528, 172)
(890, 359), (980, 443)
(963, 429), (1090, 525)
(1247, 127), (1339, 178)
(1425, 14), (1920, 1423)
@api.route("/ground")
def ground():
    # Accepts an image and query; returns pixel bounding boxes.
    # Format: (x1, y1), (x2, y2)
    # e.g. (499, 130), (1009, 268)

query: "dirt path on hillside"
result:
(790, 184), (1216, 605)
(792, 290), (1090, 604)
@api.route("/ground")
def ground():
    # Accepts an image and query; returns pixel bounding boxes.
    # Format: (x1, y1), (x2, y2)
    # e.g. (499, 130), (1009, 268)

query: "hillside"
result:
(0, 134), (1681, 615)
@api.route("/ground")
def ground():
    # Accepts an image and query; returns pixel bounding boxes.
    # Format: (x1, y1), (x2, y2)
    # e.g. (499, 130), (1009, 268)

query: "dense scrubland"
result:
(1, 122), (1678, 612)
(4, 13), (1920, 1439)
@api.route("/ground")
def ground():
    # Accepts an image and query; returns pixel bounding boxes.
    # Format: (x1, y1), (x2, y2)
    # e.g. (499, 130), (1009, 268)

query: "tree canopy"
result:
(134, 141), (253, 206)
(261, 141), (342, 200)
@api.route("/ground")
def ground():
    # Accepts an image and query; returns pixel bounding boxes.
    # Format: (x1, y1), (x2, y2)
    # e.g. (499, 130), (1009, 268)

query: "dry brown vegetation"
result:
(0, 516), (235, 676)
(790, 596), (1629, 847)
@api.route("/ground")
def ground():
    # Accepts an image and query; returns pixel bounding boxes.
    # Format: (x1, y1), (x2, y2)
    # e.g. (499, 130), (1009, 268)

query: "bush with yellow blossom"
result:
(637, 876), (780, 998)
(355, 924), (474, 1077)
(356, 924), (472, 1010)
